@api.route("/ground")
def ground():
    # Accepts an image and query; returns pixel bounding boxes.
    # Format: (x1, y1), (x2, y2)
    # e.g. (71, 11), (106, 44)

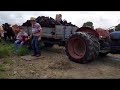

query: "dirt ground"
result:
(1, 45), (120, 79)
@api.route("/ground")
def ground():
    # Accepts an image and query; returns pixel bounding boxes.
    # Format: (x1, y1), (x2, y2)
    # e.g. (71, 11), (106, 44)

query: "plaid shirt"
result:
(32, 23), (42, 37)
(16, 32), (28, 41)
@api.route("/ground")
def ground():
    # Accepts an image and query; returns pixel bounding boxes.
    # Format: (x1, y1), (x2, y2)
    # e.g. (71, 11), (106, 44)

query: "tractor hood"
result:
(110, 31), (120, 40)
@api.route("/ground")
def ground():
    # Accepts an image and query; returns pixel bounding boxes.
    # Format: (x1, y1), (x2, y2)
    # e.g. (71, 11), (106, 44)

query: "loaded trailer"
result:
(41, 25), (78, 47)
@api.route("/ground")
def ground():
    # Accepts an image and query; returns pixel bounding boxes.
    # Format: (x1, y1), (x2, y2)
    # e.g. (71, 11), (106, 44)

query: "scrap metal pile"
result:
(22, 16), (77, 27)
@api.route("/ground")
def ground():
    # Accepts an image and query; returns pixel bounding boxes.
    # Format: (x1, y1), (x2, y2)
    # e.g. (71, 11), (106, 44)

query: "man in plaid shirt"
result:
(30, 17), (42, 57)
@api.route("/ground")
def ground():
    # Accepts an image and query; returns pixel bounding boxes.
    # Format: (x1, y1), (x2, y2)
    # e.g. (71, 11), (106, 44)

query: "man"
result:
(30, 17), (42, 57)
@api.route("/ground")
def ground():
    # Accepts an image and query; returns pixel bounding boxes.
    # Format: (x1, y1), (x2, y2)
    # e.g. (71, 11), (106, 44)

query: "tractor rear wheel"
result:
(90, 35), (100, 59)
(65, 32), (100, 64)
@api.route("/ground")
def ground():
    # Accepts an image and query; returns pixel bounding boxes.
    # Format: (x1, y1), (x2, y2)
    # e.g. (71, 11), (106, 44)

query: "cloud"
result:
(0, 11), (120, 29)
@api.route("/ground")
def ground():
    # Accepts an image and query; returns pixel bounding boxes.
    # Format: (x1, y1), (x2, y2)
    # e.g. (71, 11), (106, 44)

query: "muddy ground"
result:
(0, 45), (120, 79)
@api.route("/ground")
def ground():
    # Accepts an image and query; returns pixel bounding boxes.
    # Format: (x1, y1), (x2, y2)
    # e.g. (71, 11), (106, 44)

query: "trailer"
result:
(41, 25), (78, 47)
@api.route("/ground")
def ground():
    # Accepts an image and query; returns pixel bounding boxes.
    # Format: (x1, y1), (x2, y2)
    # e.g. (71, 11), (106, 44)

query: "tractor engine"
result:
(95, 28), (111, 56)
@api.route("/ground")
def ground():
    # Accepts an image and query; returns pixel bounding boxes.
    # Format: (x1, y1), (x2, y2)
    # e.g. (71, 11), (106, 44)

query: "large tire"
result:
(44, 42), (54, 48)
(99, 40), (110, 57)
(65, 32), (100, 64)
(90, 35), (100, 59)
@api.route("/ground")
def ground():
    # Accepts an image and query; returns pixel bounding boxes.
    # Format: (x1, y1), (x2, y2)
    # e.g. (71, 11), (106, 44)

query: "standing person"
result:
(30, 17), (42, 57)
(14, 26), (28, 52)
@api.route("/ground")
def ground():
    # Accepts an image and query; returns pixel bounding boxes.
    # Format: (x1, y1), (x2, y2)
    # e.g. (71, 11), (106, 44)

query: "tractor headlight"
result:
(100, 36), (103, 38)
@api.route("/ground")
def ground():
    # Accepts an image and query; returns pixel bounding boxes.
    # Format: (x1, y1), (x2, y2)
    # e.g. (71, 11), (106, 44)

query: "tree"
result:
(109, 29), (114, 32)
(82, 21), (94, 29)
(115, 24), (120, 31)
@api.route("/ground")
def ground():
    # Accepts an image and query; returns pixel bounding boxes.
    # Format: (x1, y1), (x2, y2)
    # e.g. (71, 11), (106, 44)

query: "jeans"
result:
(15, 40), (24, 51)
(32, 36), (41, 55)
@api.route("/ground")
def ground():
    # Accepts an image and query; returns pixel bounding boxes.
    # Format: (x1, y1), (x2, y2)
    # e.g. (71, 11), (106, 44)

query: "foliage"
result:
(82, 21), (94, 29)
(0, 44), (12, 58)
(16, 46), (30, 56)
(115, 24), (120, 31)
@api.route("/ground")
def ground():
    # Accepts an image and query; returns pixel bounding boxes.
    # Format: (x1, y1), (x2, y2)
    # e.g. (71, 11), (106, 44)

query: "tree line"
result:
(82, 21), (120, 31)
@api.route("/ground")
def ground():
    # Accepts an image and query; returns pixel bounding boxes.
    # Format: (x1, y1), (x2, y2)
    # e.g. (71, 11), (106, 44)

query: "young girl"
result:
(14, 26), (28, 52)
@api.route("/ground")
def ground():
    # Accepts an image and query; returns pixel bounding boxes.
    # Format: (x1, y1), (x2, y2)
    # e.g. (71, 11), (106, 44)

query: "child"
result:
(14, 26), (28, 52)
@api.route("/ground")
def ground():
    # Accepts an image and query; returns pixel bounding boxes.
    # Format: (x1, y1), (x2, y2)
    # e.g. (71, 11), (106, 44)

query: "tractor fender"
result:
(76, 27), (99, 39)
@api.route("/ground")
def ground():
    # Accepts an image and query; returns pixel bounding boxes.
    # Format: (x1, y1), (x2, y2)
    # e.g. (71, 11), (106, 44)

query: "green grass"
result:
(16, 46), (31, 56)
(0, 42), (31, 78)
(0, 42), (15, 58)
(0, 43), (14, 78)
(0, 45), (11, 58)
(0, 42), (31, 57)
(0, 72), (8, 79)
(3, 59), (14, 65)
(0, 64), (8, 78)
(0, 64), (6, 72)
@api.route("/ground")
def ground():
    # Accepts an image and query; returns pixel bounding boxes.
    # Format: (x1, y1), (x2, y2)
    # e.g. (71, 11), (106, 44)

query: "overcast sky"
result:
(0, 11), (120, 29)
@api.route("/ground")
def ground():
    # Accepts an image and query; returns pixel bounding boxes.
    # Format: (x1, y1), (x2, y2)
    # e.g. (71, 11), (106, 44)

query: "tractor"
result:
(65, 27), (120, 64)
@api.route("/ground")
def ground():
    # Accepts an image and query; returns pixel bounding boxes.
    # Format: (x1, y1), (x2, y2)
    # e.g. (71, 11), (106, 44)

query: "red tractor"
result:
(65, 27), (120, 64)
